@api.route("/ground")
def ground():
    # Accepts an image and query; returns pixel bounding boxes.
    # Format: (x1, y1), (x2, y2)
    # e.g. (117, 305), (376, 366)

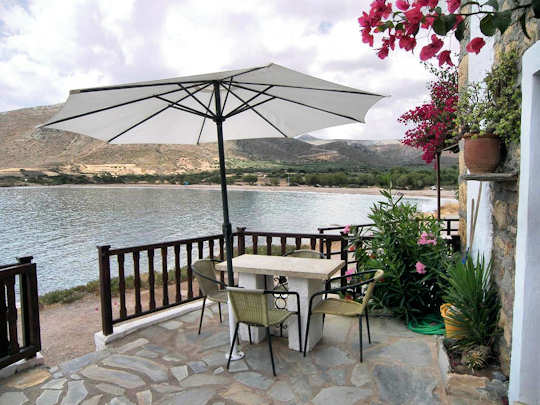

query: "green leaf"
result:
(480, 14), (496, 36)
(493, 10), (512, 34)
(442, 13), (457, 28)
(454, 21), (465, 41)
(485, 0), (499, 11)
(433, 17), (448, 35)
(519, 11), (531, 39)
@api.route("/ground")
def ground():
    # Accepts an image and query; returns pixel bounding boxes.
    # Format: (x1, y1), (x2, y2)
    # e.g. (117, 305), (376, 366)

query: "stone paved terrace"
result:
(0, 303), (449, 405)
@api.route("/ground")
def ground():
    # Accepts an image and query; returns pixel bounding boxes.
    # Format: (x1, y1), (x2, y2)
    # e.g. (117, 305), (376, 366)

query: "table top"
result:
(215, 254), (345, 280)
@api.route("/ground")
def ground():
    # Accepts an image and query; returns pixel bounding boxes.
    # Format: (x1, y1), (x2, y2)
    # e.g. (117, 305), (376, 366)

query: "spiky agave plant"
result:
(442, 255), (500, 349)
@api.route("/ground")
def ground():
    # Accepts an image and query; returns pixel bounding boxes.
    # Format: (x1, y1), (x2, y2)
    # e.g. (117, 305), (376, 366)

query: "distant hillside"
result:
(0, 104), (457, 174)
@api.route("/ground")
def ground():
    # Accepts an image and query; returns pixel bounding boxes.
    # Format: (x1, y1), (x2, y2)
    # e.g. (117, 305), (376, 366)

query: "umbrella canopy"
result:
(42, 62), (385, 289)
(43, 63), (384, 144)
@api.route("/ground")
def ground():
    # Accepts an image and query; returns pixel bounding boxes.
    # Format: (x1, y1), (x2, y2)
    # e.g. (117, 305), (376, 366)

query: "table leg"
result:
(287, 277), (324, 352)
(237, 272), (267, 344)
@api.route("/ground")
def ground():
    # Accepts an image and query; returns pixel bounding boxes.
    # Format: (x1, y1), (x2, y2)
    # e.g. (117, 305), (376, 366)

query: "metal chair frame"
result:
(303, 269), (381, 362)
(192, 259), (229, 334)
(227, 290), (302, 376)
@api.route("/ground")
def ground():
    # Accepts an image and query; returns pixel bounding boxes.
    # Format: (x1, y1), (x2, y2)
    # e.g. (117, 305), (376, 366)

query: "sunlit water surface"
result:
(0, 186), (444, 294)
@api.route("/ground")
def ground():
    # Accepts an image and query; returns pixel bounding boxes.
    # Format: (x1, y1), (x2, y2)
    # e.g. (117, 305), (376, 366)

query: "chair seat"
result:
(207, 290), (228, 303)
(312, 297), (364, 316)
(267, 309), (294, 326)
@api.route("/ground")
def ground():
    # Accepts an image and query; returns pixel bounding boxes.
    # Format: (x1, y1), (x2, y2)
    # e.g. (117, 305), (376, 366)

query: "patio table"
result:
(216, 254), (345, 352)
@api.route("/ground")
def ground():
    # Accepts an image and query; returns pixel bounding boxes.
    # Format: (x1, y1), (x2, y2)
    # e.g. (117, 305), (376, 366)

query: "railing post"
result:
(17, 256), (33, 349)
(237, 227), (246, 255)
(340, 233), (348, 288)
(98, 245), (113, 336)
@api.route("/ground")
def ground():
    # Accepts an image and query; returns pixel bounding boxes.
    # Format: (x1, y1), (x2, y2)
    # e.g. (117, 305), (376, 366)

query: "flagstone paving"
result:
(0, 303), (450, 404)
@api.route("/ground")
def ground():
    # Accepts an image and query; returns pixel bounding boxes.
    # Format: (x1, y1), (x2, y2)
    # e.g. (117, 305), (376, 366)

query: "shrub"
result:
(349, 187), (452, 322)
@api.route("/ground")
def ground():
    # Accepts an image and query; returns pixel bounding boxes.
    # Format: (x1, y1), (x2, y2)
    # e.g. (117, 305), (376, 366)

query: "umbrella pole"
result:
(214, 82), (244, 361)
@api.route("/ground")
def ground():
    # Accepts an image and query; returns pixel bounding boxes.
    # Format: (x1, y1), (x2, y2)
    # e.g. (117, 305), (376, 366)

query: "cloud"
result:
(0, 0), (435, 141)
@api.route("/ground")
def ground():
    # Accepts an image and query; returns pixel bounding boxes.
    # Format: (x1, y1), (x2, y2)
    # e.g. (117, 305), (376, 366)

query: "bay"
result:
(0, 186), (441, 294)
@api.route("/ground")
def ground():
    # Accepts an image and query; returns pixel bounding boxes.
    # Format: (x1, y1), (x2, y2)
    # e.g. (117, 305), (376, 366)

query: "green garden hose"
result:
(407, 313), (445, 335)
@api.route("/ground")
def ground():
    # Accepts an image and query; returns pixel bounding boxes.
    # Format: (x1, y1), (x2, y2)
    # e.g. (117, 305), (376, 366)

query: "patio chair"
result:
(192, 259), (229, 335)
(226, 287), (302, 376)
(303, 269), (384, 362)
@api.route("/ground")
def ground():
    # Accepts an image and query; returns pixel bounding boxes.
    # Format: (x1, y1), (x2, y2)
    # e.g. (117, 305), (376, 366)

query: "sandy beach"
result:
(46, 183), (458, 199)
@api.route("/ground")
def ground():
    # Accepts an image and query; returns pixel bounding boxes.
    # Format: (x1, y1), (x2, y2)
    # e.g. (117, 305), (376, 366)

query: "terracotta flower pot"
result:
(463, 133), (501, 174)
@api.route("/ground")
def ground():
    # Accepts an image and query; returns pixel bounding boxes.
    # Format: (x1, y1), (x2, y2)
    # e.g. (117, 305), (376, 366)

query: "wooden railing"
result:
(318, 218), (460, 236)
(98, 228), (352, 335)
(0, 257), (41, 369)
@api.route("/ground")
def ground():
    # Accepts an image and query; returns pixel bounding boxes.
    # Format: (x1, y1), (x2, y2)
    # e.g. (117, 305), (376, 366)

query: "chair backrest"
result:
(192, 260), (219, 296)
(285, 249), (323, 259)
(358, 269), (384, 313)
(227, 287), (269, 326)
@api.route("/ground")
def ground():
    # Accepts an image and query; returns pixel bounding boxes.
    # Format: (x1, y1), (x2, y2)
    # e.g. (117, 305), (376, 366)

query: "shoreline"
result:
(13, 182), (458, 199)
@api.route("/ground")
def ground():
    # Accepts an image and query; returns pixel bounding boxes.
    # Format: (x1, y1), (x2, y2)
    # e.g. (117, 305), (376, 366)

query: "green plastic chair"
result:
(226, 287), (301, 376)
(303, 269), (384, 362)
(192, 259), (228, 334)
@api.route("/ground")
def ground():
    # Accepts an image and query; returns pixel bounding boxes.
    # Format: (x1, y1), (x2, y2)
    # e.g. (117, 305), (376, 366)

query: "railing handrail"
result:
(107, 233), (225, 255)
(318, 217), (460, 233)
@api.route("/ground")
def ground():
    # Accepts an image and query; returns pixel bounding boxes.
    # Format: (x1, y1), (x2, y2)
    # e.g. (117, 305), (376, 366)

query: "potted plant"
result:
(441, 254), (500, 370)
(454, 50), (521, 173)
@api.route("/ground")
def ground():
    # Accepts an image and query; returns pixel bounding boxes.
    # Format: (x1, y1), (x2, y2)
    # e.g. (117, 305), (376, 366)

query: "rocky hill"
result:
(0, 105), (457, 174)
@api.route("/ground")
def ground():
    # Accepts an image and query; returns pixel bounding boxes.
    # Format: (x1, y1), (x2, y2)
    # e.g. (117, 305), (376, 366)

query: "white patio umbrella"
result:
(42, 62), (385, 359)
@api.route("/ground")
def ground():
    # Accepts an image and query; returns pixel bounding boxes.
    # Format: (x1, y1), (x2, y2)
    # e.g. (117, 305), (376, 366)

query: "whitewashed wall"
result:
(509, 41), (540, 405)
(466, 17), (495, 261)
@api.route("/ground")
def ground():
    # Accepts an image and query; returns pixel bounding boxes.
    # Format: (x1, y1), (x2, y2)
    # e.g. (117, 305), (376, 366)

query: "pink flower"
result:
(437, 50), (454, 67)
(416, 261), (426, 274)
(361, 29), (374, 47)
(399, 35), (416, 51)
(405, 6), (423, 24)
(466, 37), (486, 54)
(345, 267), (356, 282)
(418, 231), (438, 245)
(447, 0), (461, 13)
(343, 224), (351, 234)
(420, 34), (443, 61)
(377, 45), (389, 59)
(348, 245), (356, 252)
(358, 12), (372, 28)
(396, 0), (410, 10)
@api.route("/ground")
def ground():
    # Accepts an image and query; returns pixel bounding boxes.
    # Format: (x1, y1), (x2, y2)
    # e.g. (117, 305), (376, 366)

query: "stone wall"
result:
(458, 7), (539, 375)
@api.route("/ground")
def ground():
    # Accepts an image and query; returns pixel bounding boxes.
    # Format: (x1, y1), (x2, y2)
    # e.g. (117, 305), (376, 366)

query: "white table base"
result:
(287, 277), (324, 352)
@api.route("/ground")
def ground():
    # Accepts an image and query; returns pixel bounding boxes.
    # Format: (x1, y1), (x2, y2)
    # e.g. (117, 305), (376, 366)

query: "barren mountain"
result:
(0, 105), (457, 174)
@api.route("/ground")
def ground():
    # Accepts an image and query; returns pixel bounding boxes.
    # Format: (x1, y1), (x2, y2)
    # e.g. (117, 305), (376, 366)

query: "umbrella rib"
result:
(196, 91), (214, 145)
(226, 87), (288, 138)
(106, 82), (214, 143)
(229, 83), (364, 123)
(225, 96), (276, 119)
(177, 83), (216, 118)
(219, 64), (271, 82)
(230, 80), (382, 96)
(74, 80), (208, 93)
(41, 84), (202, 128)
(154, 96), (213, 118)
(223, 84), (274, 118)
(221, 78), (233, 113)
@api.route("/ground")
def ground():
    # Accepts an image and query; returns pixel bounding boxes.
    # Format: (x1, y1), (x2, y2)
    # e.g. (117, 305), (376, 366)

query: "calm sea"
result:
(0, 186), (443, 294)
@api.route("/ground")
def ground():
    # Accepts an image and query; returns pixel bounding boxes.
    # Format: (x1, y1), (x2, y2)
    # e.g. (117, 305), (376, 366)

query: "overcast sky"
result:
(0, 0), (440, 141)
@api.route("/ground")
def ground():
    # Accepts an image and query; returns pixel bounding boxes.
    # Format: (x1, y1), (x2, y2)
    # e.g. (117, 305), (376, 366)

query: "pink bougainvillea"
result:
(398, 66), (458, 164)
(357, 0), (537, 62)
